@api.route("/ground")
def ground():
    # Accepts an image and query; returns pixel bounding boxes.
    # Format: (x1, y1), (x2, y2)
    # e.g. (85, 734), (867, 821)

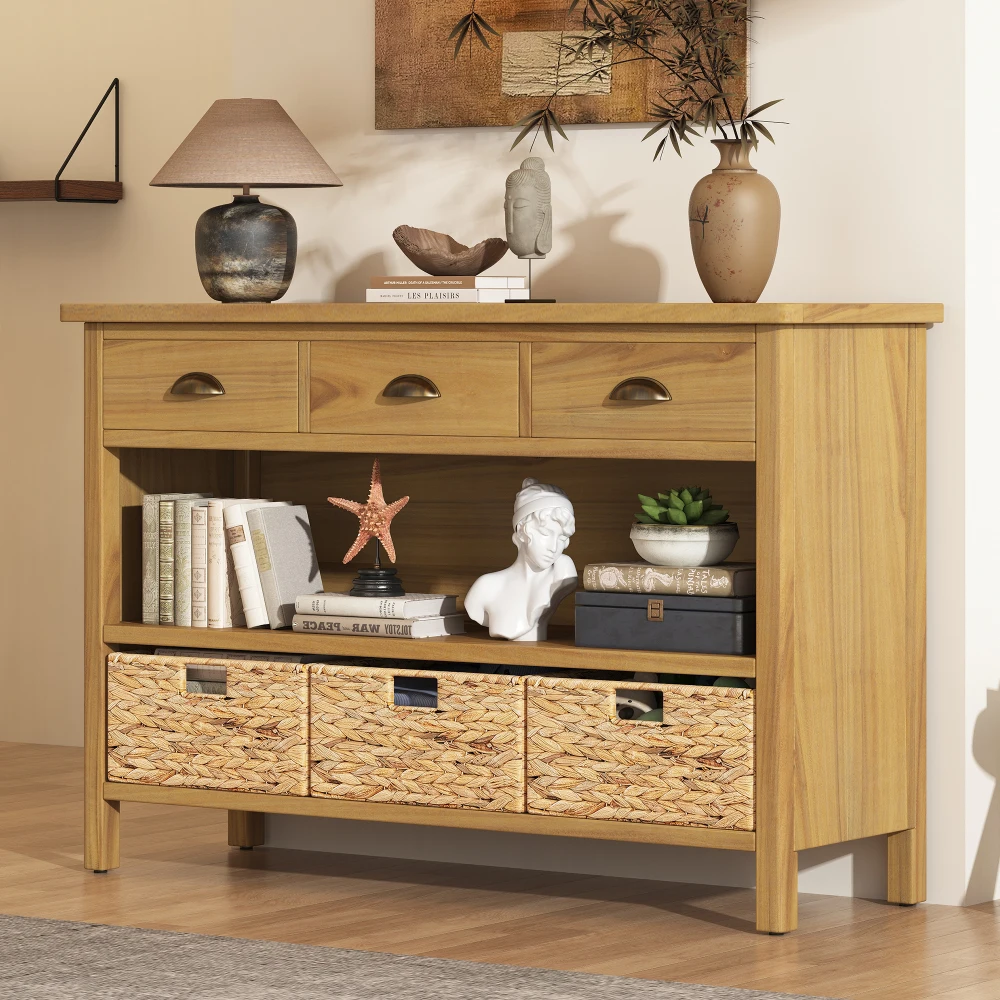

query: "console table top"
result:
(61, 302), (944, 326)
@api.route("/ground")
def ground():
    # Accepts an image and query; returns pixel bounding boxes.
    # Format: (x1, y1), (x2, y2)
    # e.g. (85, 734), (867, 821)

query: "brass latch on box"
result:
(647, 599), (664, 622)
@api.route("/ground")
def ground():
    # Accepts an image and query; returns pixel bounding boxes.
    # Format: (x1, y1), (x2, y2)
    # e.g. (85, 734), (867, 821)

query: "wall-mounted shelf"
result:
(0, 79), (121, 204)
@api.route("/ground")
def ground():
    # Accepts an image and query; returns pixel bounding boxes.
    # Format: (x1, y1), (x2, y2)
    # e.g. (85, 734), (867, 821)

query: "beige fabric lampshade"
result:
(150, 98), (342, 188)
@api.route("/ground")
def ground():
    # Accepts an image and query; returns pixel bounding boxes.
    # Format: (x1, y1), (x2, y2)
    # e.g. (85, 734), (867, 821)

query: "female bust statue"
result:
(504, 157), (553, 259)
(465, 478), (577, 641)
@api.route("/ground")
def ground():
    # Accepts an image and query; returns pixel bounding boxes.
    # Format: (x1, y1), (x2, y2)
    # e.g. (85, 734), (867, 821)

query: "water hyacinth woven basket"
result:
(310, 665), (526, 812)
(526, 676), (754, 829)
(107, 652), (309, 795)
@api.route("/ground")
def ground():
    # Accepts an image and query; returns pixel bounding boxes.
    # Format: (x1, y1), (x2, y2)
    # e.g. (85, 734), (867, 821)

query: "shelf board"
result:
(104, 781), (756, 851)
(103, 622), (756, 677)
(0, 180), (122, 202)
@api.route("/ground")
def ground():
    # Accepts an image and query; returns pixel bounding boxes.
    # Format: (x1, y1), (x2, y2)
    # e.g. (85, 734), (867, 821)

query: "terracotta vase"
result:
(688, 140), (780, 303)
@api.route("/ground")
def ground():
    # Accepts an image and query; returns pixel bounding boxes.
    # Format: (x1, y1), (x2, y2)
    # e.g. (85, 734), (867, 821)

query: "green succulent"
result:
(635, 486), (730, 527)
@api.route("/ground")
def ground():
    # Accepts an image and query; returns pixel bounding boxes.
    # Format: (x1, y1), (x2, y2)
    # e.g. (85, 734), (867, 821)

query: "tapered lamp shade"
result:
(150, 99), (342, 303)
(150, 98), (342, 188)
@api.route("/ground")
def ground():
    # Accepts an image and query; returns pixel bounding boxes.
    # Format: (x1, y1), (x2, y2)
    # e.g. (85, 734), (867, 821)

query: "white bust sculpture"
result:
(504, 157), (552, 260)
(465, 478), (577, 641)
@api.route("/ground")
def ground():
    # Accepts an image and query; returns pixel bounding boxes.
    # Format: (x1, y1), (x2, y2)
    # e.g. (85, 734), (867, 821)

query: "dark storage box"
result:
(575, 591), (755, 655)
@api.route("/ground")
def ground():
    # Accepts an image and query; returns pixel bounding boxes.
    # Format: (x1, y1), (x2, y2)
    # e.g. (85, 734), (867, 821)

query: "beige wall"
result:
(0, 0), (233, 744)
(0, 0), (976, 905)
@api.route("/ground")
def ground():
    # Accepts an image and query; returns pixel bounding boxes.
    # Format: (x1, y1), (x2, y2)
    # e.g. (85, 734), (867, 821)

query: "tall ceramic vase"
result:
(688, 140), (780, 304)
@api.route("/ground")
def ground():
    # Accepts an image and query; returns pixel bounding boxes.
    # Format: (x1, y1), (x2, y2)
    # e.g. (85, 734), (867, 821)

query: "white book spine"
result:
(207, 501), (231, 628)
(294, 594), (455, 617)
(247, 509), (282, 629)
(292, 614), (465, 638)
(173, 499), (195, 627)
(224, 504), (271, 629)
(158, 500), (175, 625)
(190, 505), (209, 628)
(366, 288), (480, 303)
(141, 496), (160, 624)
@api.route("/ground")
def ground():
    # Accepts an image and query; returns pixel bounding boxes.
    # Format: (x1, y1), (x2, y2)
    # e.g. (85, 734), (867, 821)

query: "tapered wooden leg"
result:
(888, 827), (925, 905)
(228, 811), (265, 849)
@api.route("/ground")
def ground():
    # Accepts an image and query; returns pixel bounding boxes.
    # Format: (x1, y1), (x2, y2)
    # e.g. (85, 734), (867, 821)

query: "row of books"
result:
(291, 593), (464, 638)
(366, 275), (529, 303)
(142, 494), (321, 630)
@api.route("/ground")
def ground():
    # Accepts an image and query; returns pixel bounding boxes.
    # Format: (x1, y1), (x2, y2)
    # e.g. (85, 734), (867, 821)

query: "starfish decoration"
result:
(328, 459), (410, 565)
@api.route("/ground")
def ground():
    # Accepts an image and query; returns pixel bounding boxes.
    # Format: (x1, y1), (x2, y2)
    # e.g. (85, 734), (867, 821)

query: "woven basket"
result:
(310, 665), (525, 812)
(107, 653), (309, 795)
(526, 676), (754, 830)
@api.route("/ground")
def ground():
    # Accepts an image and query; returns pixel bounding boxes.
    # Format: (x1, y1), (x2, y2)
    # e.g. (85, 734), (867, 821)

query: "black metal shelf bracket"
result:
(54, 78), (119, 203)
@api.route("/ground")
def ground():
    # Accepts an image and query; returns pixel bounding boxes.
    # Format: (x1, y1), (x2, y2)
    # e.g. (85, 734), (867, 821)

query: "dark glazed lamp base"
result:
(195, 195), (297, 303)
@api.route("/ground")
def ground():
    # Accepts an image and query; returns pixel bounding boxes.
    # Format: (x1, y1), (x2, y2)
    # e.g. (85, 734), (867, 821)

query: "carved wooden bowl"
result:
(392, 225), (508, 277)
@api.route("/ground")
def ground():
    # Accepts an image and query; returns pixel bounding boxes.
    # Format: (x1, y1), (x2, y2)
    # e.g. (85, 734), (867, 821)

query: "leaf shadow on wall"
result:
(965, 683), (1000, 904)
(533, 211), (662, 303)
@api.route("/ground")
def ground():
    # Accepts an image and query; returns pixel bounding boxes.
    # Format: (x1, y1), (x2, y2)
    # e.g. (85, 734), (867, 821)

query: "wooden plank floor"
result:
(1, 742), (997, 999)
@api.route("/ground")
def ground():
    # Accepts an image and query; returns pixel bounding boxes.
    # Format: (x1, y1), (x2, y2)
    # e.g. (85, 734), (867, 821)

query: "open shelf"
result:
(104, 622), (757, 678)
(0, 180), (123, 202)
(104, 781), (756, 850)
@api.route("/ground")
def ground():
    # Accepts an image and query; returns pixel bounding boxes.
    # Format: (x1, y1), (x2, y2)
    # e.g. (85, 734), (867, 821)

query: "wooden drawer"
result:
(309, 342), (519, 437)
(531, 342), (755, 440)
(103, 340), (298, 432)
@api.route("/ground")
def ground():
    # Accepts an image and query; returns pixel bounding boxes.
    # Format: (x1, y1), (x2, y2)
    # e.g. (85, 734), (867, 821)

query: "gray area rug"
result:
(0, 914), (829, 1000)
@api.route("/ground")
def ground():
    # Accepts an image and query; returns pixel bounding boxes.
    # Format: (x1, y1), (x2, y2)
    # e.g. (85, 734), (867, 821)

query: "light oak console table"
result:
(65, 302), (941, 934)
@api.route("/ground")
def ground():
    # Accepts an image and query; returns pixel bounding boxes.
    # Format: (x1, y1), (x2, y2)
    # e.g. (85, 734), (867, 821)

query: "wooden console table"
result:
(65, 302), (941, 934)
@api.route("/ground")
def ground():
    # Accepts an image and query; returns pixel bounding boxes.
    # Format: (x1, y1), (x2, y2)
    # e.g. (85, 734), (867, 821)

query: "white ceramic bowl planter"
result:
(630, 522), (739, 567)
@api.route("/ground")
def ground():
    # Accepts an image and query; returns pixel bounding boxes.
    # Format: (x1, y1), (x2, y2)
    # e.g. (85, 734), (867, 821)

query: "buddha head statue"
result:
(504, 157), (553, 260)
(511, 478), (575, 572)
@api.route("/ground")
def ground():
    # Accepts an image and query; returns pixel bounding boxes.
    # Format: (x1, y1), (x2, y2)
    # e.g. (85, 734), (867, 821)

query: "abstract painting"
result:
(375, 0), (747, 131)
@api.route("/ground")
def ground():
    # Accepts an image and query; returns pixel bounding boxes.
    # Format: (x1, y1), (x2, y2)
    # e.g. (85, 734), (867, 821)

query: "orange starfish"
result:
(328, 459), (410, 564)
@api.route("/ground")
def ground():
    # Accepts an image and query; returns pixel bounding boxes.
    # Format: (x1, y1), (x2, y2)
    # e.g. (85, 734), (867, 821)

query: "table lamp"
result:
(151, 98), (342, 302)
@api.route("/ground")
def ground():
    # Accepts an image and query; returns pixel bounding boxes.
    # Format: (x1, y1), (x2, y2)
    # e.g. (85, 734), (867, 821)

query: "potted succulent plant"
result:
(630, 486), (738, 567)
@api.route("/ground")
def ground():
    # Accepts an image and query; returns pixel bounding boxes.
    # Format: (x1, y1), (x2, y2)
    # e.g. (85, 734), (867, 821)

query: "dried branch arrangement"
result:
(449, 0), (783, 156)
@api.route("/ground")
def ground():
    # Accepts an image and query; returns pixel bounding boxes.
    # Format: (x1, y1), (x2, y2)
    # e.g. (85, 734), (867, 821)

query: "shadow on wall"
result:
(534, 211), (663, 303)
(966, 683), (1000, 904)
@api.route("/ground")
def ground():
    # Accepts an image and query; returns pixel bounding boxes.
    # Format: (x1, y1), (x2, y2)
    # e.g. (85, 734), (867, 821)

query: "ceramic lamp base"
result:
(195, 194), (296, 302)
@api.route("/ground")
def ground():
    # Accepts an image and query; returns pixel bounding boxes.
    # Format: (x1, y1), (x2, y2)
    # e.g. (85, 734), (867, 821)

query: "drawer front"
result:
(310, 342), (520, 437)
(531, 342), (755, 440)
(103, 340), (299, 432)
(527, 676), (754, 829)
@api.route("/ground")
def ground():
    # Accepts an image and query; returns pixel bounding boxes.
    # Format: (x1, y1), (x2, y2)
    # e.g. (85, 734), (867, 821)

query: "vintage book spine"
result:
(190, 505), (209, 628)
(224, 503), (282, 629)
(141, 496), (160, 625)
(582, 562), (756, 598)
(294, 594), (457, 618)
(369, 275), (527, 289)
(249, 516), (282, 630)
(365, 288), (480, 303)
(173, 499), (197, 627)
(292, 614), (465, 638)
(207, 501), (232, 629)
(157, 500), (175, 625)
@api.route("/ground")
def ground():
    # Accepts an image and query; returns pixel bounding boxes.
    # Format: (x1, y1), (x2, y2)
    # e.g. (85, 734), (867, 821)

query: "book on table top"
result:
(366, 288), (529, 303)
(206, 499), (258, 628)
(141, 493), (211, 625)
(224, 501), (291, 628)
(582, 561), (756, 598)
(369, 275), (527, 289)
(292, 614), (466, 638)
(247, 504), (322, 629)
(175, 498), (210, 628)
(294, 593), (458, 619)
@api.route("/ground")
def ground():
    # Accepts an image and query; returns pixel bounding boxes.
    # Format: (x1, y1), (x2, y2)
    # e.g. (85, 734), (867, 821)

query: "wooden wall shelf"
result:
(0, 180), (123, 203)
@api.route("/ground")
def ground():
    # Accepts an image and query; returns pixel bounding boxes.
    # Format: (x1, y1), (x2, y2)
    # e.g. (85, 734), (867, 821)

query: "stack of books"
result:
(142, 494), (322, 630)
(366, 276), (529, 303)
(292, 593), (464, 639)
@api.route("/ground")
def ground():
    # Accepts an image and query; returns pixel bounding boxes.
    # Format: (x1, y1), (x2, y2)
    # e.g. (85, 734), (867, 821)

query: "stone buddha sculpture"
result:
(504, 157), (552, 259)
(464, 478), (577, 641)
